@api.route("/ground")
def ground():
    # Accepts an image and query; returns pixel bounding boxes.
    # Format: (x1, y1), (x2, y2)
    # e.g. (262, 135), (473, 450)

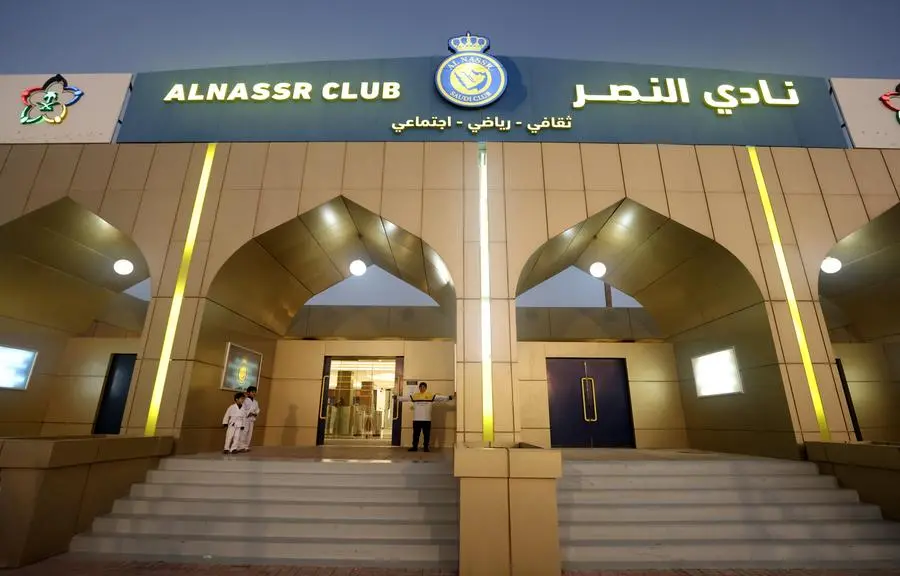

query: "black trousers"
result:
(412, 420), (432, 449)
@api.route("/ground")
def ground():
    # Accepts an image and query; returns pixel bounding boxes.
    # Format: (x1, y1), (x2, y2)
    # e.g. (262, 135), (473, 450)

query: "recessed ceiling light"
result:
(349, 259), (367, 276)
(589, 262), (607, 278)
(113, 259), (134, 276)
(820, 257), (842, 274)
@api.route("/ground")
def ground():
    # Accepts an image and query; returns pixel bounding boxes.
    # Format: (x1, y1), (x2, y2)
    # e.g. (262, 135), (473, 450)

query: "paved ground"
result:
(7, 558), (900, 576)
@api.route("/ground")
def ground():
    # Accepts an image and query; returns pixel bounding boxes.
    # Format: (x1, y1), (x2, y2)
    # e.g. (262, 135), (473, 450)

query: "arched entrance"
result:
(0, 198), (151, 436)
(819, 202), (900, 442)
(515, 198), (795, 456)
(177, 196), (457, 452)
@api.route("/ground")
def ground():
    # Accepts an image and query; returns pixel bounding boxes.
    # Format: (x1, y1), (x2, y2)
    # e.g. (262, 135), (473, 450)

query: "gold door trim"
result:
(581, 377), (598, 422)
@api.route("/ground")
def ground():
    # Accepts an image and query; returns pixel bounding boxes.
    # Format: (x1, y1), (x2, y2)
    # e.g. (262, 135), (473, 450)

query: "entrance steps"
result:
(70, 456), (459, 569)
(559, 458), (900, 570)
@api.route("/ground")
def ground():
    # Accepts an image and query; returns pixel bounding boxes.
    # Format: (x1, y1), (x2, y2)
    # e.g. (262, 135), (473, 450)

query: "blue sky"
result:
(0, 0), (896, 77)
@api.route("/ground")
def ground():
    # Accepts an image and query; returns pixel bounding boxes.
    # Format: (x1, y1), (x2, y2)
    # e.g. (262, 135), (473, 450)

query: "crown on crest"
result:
(448, 32), (490, 54)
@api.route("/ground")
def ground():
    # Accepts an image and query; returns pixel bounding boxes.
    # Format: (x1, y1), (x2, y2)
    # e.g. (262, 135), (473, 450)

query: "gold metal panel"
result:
(516, 197), (768, 341)
(208, 241), (312, 334)
(0, 198), (151, 337)
(206, 195), (457, 338)
(820, 203), (900, 341)
(0, 198), (150, 292)
(611, 222), (707, 294)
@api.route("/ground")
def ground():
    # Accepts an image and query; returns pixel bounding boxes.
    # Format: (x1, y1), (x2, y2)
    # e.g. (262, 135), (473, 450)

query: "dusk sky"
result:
(0, 0), (897, 77)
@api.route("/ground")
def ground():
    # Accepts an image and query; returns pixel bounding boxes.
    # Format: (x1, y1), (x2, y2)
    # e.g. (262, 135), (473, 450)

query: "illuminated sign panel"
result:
(1, 73), (131, 144)
(435, 32), (507, 108)
(219, 342), (262, 393)
(692, 348), (743, 398)
(20, 74), (83, 125)
(118, 56), (846, 147)
(0, 345), (38, 391)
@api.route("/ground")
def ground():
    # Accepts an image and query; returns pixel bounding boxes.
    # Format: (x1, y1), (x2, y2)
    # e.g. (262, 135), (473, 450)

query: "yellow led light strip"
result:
(747, 146), (829, 440)
(478, 143), (494, 444)
(145, 143), (218, 436)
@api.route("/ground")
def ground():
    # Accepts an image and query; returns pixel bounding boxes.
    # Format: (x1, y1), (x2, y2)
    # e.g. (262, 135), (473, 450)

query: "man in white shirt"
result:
(398, 382), (453, 452)
(238, 385), (260, 452)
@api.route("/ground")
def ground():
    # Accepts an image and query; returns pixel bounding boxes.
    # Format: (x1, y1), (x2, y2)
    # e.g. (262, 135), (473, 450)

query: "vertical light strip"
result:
(145, 143), (218, 436)
(478, 142), (494, 444)
(747, 146), (829, 440)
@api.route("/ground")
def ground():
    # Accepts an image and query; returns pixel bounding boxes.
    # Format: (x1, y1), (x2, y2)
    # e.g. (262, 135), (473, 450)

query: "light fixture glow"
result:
(0, 345), (38, 390)
(478, 143), (494, 444)
(113, 259), (134, 276)
(433, 257), (451, 286)
(349, 259), (367, 276)
(589, 262), (607, 278)
(820, 257), (842, 274)
(692, 348), (743, 397)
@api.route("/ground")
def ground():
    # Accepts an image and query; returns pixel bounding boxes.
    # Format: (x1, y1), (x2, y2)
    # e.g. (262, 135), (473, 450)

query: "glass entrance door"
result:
(316, 357), (401, 445)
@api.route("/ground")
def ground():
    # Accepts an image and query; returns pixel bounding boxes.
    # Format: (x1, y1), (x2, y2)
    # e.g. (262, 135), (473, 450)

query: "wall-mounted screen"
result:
(220, 343), (262, 392)
(0, 345), (38, 391)
(691, 348), (743, 398)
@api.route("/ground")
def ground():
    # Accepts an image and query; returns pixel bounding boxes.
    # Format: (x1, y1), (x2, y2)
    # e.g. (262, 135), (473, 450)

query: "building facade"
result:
(1, 43), (899, 457)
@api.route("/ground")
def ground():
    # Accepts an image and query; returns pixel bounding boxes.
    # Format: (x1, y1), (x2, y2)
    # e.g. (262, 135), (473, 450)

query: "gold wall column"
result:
(457, 142), (520, 446)
(741, 146), (858, 443)
(478, 143), (495, 443)
(455, 447), (562, 576)
(145, 143), (217, 435)
(120, 142), (230, 439)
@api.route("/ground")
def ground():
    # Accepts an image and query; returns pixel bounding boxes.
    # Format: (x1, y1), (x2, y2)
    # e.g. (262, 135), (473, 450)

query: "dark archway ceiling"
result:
(820, 203), (900, 342)
(208, 196), (457, 336)
(517, 199), (765, 338)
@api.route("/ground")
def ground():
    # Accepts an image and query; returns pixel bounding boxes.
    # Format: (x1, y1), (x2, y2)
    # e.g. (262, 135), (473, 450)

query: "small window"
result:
(691, 348), (743, 397)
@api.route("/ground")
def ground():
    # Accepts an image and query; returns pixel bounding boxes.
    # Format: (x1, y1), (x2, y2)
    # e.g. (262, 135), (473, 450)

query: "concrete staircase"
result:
(559, 457), (900, 570)
(70, 456), (459, 568)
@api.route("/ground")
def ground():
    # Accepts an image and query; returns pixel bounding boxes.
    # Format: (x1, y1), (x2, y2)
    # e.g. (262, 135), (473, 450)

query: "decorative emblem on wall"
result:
(20, 74), (84, 125)
(435, 32), (507, 108)
(879, 82), (900, 124)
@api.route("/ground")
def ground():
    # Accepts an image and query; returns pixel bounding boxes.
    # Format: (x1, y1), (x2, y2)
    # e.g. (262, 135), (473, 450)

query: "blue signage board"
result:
(118, 47), (847, 147)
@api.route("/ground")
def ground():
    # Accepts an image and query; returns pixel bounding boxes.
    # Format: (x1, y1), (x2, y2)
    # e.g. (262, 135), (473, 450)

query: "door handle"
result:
(318, 375), (330, 420)
(581, 377), (598, 422)
(392, 393), (400, 421)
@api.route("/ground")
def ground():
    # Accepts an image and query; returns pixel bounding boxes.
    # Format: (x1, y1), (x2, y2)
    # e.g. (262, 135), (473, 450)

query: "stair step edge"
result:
(100, 514), (460, 525)
(73, 533), (460, 546)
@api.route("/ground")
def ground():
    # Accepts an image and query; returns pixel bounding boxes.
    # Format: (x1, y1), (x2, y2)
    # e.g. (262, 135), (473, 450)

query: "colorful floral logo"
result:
(880, 82), (900, 124)
(20, 74), (83, 125)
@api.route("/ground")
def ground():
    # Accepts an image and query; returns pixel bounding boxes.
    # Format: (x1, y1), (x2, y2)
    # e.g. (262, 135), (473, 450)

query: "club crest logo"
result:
(20, 74), (83, 126)
(880, 82), (900, 124)
(435, 32), (507, 108)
